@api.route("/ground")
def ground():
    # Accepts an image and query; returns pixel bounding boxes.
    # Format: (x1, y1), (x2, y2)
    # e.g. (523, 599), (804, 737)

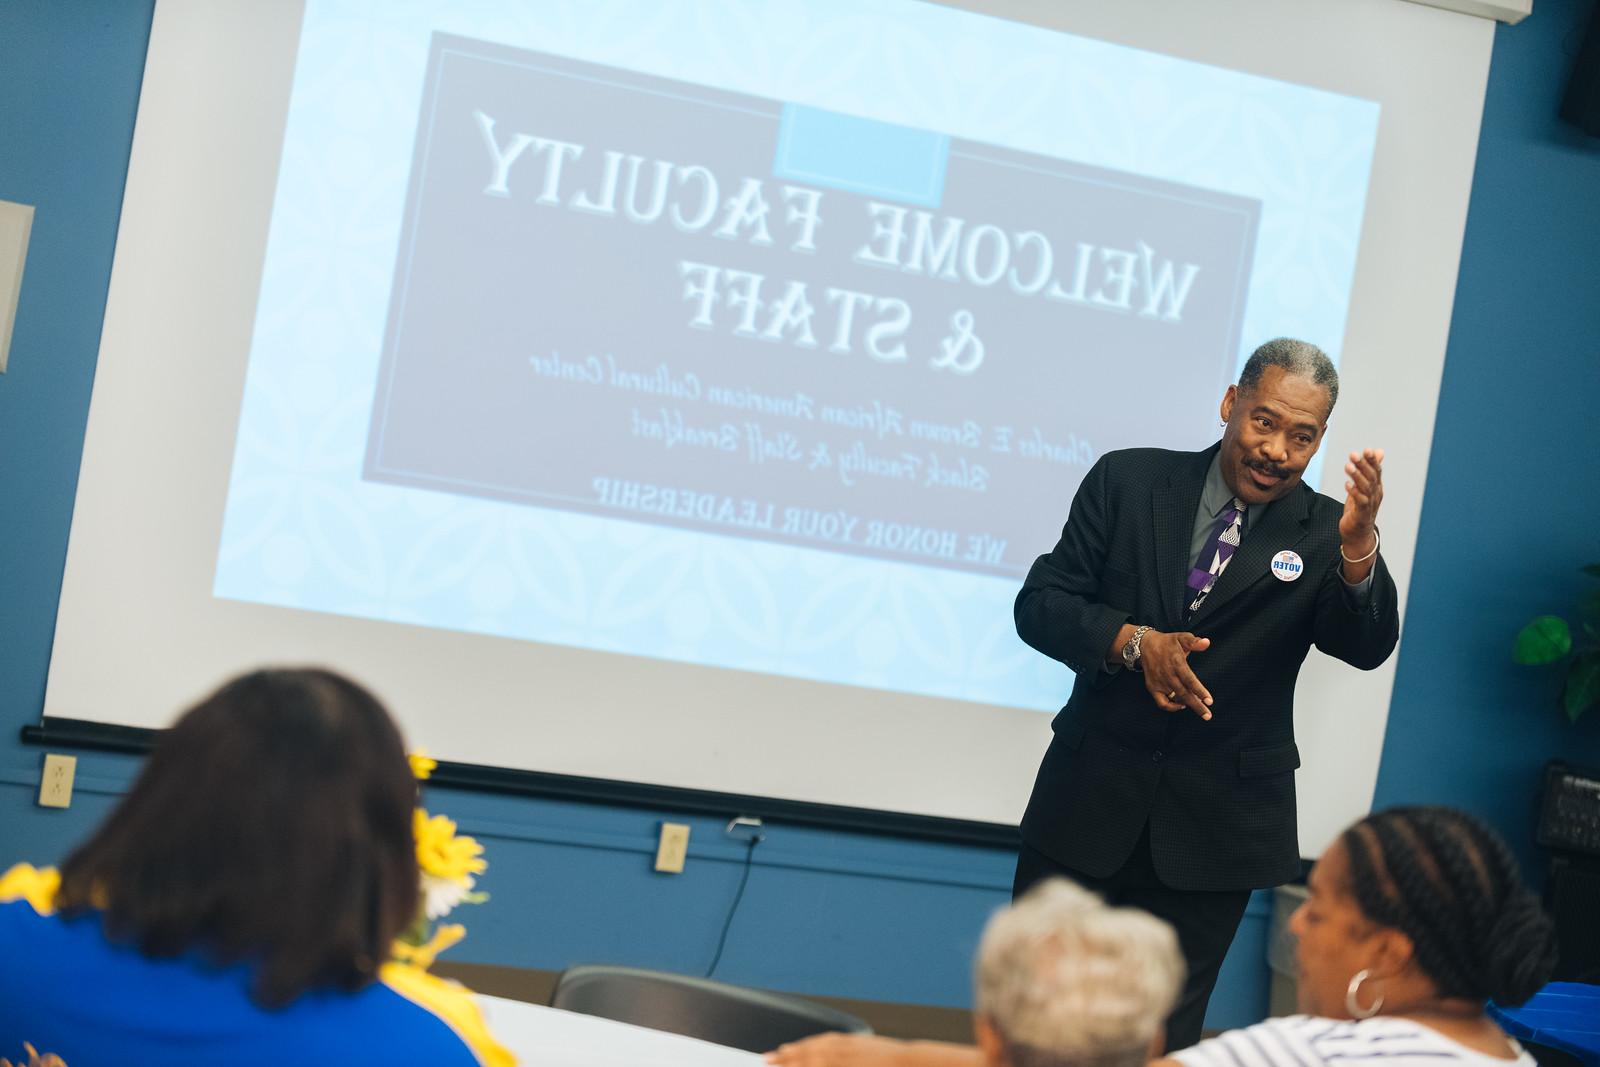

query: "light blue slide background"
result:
(215, 0), (1378, 711)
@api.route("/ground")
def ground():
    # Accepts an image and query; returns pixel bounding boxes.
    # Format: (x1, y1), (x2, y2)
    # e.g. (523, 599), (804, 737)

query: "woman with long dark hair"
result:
(0, 668), (510, 1066)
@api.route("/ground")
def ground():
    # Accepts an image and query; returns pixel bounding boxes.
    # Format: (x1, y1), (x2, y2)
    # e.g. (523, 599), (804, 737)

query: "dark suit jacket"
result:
(1015, 444), (1399, 891)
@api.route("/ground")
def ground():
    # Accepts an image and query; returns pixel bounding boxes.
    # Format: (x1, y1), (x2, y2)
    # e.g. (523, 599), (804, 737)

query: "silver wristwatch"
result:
(1121, 624), (1152, 671)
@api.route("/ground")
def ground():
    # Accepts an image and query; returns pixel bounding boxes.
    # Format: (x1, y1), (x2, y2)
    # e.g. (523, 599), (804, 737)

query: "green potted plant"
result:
(1514, 564), (1600, 723)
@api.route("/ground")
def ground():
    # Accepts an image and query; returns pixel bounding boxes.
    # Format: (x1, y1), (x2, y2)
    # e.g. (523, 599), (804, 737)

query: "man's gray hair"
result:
(975, 880), (1184, 1067)
(1239, 337), (1339, 416)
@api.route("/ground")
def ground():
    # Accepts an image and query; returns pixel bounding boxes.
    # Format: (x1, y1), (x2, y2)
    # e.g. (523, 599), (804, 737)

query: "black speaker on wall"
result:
(1536, 763), (1600, 982)
(1546, 854), (1600, 982)
(1561, 4), (1600, 136)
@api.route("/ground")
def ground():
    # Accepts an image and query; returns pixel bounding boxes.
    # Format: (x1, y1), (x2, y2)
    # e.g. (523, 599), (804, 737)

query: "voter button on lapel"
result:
(1271, 550), (1304, 582)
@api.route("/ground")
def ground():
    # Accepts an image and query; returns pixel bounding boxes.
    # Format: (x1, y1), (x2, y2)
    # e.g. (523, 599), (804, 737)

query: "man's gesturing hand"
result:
(1138, 630), (1213, 720)
(1339, 448), (1385, 583)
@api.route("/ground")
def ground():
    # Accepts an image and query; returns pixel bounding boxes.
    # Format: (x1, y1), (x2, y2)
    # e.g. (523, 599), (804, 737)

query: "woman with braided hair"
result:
(767, 806), (1557, 1067)
(1159, 805), (1559, 1067)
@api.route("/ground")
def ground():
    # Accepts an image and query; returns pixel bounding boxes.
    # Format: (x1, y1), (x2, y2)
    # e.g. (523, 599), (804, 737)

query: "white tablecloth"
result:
(477, 994), (769, 1066)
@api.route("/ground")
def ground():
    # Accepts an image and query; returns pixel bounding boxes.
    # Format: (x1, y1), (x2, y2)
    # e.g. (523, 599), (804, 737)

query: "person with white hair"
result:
(766, 879), (1184, 1067)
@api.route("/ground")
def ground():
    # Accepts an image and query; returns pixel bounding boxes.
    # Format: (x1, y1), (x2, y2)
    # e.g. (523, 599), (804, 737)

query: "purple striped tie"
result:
(1186, 497), (1246, 618)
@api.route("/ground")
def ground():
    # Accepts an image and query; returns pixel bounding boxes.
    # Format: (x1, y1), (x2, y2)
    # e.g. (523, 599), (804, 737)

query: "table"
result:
(1488, 982), (1600, 1067)
(478, 994), (768, 1066)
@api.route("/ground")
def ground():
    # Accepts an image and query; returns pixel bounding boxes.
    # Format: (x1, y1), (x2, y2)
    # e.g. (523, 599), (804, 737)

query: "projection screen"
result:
(43, 0), (1491, 853)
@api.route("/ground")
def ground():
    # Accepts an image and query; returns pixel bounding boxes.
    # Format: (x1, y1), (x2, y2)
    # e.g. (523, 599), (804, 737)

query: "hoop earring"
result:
(1345, 969), (1384, 1019)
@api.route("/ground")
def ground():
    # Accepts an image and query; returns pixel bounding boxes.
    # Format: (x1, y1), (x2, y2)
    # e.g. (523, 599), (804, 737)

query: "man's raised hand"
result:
(1340, 447), (1385, 581)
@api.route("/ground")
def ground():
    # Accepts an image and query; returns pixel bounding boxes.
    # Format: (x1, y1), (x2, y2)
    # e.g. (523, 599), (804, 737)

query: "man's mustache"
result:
(1243, 457), (1292, 479)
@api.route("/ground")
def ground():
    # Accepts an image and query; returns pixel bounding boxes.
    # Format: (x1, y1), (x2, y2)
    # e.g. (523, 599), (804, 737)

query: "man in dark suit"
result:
(1013, 338), (1399, 1050)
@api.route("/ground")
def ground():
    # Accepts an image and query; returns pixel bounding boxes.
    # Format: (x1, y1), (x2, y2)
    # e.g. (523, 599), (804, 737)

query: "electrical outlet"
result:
(38, 754), (76, 809)
(655, 821), (690, 873)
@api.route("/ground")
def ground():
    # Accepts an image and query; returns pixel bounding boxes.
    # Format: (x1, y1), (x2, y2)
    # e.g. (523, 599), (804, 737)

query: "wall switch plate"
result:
(0, 199), (34, 375)
(39, 754), (76, 809)
(655, 821), (690, 873)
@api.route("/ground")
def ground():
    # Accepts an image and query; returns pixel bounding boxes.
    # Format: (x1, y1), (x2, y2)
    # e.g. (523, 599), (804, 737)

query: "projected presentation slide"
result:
(216, 0), (1379, 711)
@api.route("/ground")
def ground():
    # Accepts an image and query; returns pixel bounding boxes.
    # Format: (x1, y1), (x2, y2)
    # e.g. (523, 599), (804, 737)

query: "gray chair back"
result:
(549, 965), (873, 1053)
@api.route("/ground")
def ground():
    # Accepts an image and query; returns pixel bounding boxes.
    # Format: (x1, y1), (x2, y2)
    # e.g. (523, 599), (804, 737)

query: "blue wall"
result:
(1372, 0), (1600, 872)
(0, 2), (160, 874)
(0, 0), (158, 892)
(3, 0), (1595, 1030)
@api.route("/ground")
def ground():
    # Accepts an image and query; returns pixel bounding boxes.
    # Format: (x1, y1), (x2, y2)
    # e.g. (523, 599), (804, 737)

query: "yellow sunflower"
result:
(414, 809), (487, 884)
(408, 751), (438, 781)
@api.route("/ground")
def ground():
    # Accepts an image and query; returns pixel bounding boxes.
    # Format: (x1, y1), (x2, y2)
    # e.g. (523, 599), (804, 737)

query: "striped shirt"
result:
(1174, 1015), (1532, 1067)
